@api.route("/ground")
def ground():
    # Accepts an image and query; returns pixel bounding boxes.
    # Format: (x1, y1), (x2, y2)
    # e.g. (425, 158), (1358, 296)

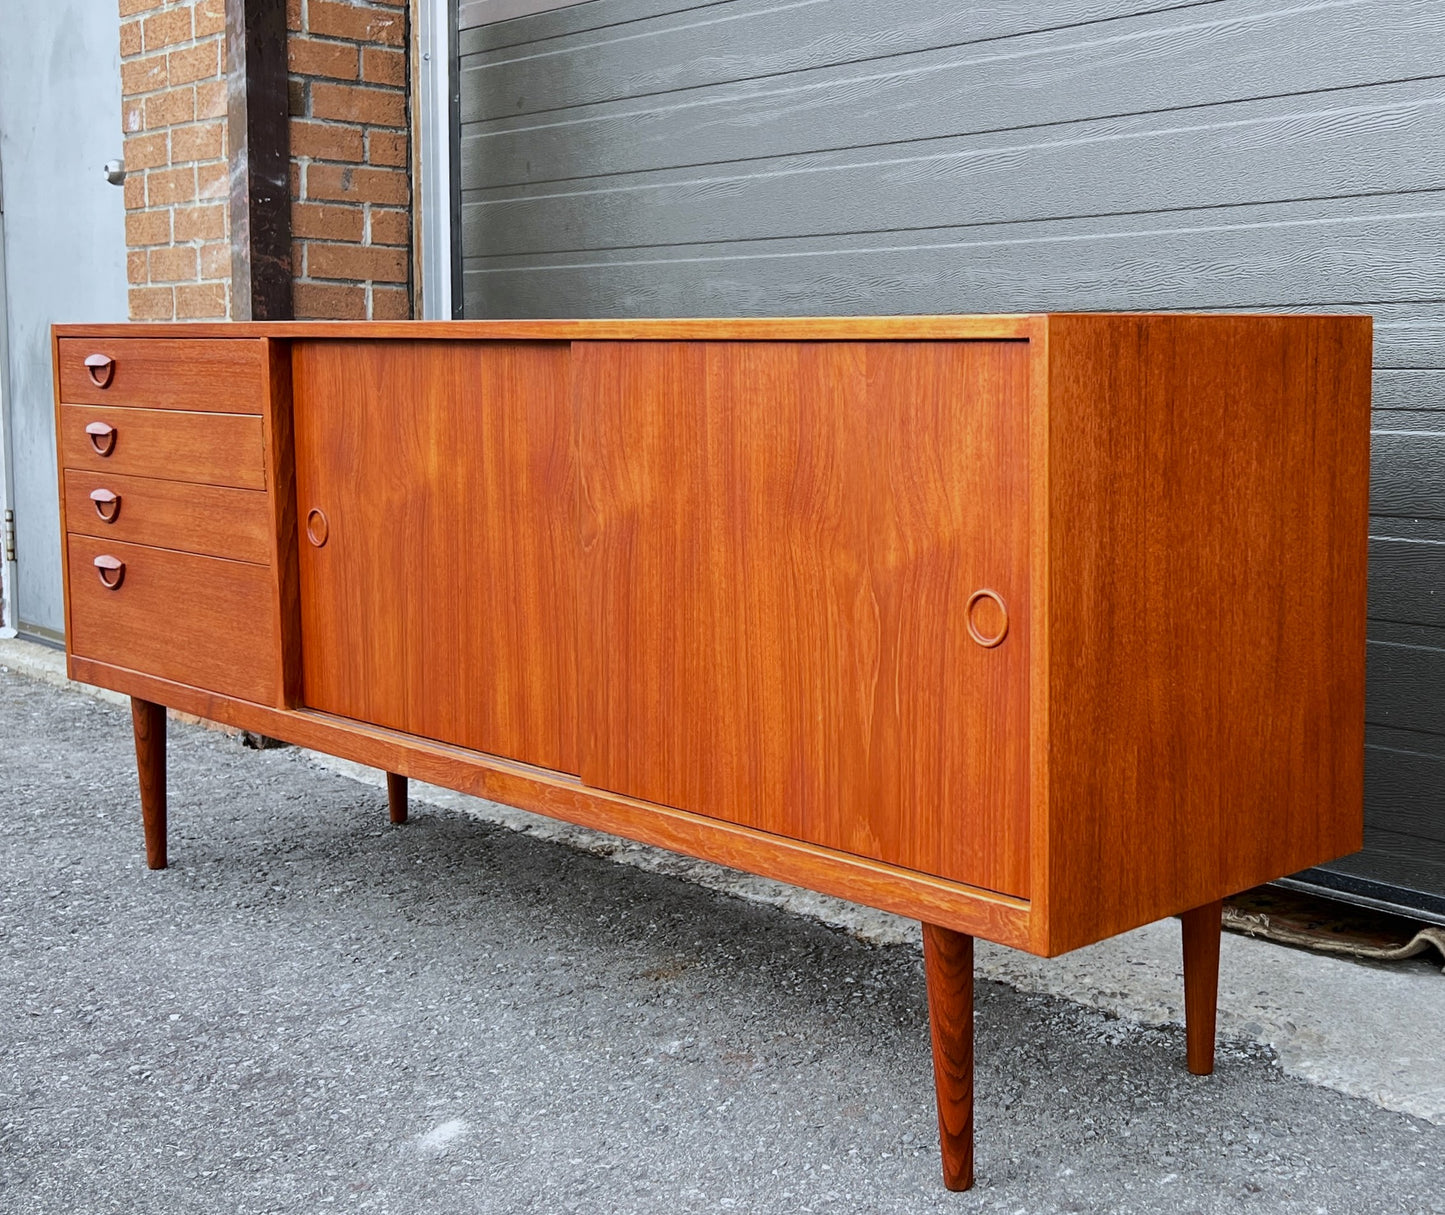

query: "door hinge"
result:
(3, 510), (15, 563)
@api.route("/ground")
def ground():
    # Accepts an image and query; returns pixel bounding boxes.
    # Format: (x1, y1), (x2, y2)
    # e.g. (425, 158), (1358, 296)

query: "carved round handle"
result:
(965, 588), (1008, 648)
(84, 352), (115, 388)
(85, 421), (117, 456)
(93, 554), (125, 589)
(306, 508), (330, 548)
(89, 487), (121, 523)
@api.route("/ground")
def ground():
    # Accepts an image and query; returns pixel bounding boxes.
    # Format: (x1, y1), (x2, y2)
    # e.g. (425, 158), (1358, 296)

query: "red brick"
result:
(367, 129), (408, 167)
(361, 47), (405, 87)
(124, 175), (146, 209)
(290, 161), (302, 200)
(307, 242), (408, 283)
(368, 207), (409, 246)
(128, 286), (174, 320)
(122, 97), (145, 134)
(125, 209), (172, 247)
(124, 131), (169, 171)
(310, 83), (405, 129)
(293, 202), (365, 242)
(176, 282), (228, 319)
(308, 1), (405, 46)
(291, 120), (365, 163)
(306, 163), (408, 206)
(199, 241), (230, 280)
(119, 20), (142, 58)
(121, 53), (167, 96)
(145, 88), (195, 129)
(289, 36), (359, 81)
(196, 161), (228, 203)
(169, 41), (220, 87)
(286, 0), (303, 31)
(295, 281), (366, 320)
(149, 245), (199, 283)
(142, 6), (191, 51)
(173, 204), (225, 241)
(371, 285), (411, 320)
(194, 0), (225, 37)
(148, 166), (196, 205)
(171, 121), (224, 162)
(119, 0), (167, 17)
(196, 79), (226, 119)
(127, 249), (149, 285)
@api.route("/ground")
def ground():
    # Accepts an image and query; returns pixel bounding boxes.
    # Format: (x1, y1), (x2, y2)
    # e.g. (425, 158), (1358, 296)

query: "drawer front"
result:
(67, 535), (278, 704)
(64, 470), (272, 565)
(59, 404), (265, 489)
(57, 337), (264, 413)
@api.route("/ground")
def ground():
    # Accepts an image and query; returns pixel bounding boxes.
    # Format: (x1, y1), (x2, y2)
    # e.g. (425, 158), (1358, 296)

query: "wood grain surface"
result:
(577, 340), (1032, 896)
(1041, 314), (1371, 952)
(66, 535), (279, 706)
(59, 404), (266, 489)
(293, 340), (579, 772)
(57, 336), (263, 411)
(1180, 900), (1223, 1076)
(131, 697), (168, 870)
(922, 922), (975, 1191)
(62, 470), (272, 564)
(65, 655), (1034, 948)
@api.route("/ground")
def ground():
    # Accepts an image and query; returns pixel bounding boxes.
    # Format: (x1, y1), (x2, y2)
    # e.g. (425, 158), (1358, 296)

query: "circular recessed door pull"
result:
(85, 421), (117, 456)
(306, 508), (329, 547)
(93, 554), (126, 589)
(84, 353), (115, 388)
(89, 487), (121, 523)
(965, 588), (1009, 648)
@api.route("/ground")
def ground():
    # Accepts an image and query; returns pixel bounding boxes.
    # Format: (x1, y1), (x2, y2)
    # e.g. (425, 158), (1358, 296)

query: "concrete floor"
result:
(3, 666), (1444, 1214)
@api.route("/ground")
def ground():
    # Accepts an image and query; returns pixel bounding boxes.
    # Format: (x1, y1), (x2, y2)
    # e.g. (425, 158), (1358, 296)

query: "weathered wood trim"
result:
(226, 0), (292, 321)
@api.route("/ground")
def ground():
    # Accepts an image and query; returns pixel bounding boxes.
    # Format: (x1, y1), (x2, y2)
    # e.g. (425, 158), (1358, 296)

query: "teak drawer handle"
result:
(306, 508), (329, 548)
(965, 589), (1009, 648)
(85, 421), (117, 456)
(84, 353), (115, 388)
(89, 487), (121, 523)
(93, 554), (125, 590)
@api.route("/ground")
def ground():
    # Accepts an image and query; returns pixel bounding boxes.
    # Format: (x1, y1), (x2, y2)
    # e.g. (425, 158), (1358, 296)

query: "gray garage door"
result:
(457, 0), (1445, 920)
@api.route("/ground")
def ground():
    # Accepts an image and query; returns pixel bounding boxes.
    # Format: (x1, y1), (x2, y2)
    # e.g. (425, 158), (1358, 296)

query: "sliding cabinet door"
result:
(577, 341), (1031, 896)
(294, 340), (578, 774)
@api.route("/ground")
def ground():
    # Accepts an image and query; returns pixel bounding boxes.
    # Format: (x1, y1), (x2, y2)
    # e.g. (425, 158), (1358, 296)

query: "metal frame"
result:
(416, 0), (463, 319)
(0, 156), (18, 637)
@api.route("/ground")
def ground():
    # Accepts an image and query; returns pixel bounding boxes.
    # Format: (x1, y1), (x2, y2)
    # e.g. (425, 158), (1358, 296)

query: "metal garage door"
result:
(455, 0), (1445, 921)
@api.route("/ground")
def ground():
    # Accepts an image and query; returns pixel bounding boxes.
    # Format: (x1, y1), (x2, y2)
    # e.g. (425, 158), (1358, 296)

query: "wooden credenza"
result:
(52, 314), (1370, 1189)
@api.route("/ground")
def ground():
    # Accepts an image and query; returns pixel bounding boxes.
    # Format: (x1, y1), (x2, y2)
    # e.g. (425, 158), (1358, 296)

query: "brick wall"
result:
(288, 0), (412, 320)
(117, 0), (414, 322)
(119, 0), (231, 321)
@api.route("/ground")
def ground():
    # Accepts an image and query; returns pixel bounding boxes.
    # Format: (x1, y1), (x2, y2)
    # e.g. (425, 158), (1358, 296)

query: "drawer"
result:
(57, 337), (264, 413)
(67, 535), (278, 705)
(64, 470), (272, 565)
(59, 404), (265, 489)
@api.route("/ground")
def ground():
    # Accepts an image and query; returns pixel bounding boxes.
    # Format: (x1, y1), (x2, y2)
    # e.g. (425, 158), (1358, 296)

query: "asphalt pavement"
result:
(2, 666), (1443, 1214)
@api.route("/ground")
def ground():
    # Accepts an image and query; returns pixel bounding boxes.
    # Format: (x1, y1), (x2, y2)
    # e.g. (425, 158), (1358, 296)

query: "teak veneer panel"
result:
(57, 336), (264, 412)
(1039, 314), (1370, 952)
(63, 470), (272, 565)
(59, 404), (266, 490)
(66, 535), (279, 705)
(293, 340), (579, 773)
(578, 340), (1032, 896)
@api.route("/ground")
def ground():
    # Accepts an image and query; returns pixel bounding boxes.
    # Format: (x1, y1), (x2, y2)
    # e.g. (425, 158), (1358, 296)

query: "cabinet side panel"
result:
(1044, 314), (1371, 953)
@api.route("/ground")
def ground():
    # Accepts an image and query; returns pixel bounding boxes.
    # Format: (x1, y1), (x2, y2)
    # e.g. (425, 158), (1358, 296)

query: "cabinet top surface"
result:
(53, 313), (1369, 343)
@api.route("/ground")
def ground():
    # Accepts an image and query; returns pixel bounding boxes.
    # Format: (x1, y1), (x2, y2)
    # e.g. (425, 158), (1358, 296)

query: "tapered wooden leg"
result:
(386, 772), (408, 824)
(1181, 899), (1223, 1075)
(922, 922), (974, 1191)
(131, 697), (167, 870)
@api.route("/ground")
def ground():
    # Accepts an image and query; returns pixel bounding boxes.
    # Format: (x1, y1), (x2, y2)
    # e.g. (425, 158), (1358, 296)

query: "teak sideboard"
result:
(51, 314), (1370, 1190)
